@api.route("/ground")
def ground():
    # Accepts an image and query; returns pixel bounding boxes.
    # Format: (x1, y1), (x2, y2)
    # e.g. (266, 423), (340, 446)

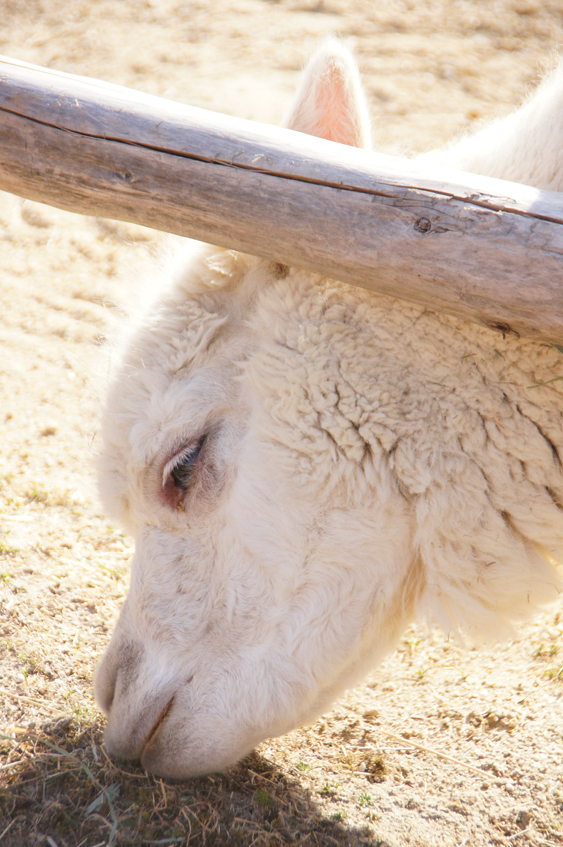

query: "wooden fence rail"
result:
(1, 55), (563, 342)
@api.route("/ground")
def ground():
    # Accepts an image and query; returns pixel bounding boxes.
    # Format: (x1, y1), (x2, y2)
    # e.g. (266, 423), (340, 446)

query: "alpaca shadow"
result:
(0, 714), (392, 847)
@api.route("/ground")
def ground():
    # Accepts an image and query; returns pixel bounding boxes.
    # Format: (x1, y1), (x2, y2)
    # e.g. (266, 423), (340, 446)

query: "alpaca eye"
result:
(168, 441), (204, 491)
(161, 437), (206, 510)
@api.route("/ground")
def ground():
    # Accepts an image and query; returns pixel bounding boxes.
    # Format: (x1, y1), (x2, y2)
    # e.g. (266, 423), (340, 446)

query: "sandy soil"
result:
(1, 2), (563, 846)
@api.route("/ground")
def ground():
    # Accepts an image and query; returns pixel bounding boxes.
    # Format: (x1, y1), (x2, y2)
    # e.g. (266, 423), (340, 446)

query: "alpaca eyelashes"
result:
(163, 439), (205, 490)
(161, 437), (206, 510)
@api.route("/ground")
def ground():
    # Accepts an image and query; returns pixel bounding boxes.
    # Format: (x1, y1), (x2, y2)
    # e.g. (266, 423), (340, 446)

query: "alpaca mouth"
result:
(143, 696), (175, 753)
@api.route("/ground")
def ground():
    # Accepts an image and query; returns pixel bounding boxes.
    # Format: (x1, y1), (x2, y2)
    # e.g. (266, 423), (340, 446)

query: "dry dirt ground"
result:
(1, 1), (563, 846)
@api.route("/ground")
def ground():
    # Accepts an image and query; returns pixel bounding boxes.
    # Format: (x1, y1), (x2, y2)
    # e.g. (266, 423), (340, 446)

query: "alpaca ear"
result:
(283, 39), (371, 149)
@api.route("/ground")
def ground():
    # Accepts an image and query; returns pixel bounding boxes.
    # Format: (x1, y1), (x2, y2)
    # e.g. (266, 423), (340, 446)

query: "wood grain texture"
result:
(1, 54), (563, 342)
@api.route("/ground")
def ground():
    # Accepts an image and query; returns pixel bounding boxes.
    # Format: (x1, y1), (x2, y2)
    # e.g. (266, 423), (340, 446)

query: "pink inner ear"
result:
(313, 69), (361, 147)
(284, 43), (371, 150)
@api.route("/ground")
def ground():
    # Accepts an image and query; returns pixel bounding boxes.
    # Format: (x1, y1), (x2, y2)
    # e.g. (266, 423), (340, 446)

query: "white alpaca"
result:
(94, 43), (563, 778)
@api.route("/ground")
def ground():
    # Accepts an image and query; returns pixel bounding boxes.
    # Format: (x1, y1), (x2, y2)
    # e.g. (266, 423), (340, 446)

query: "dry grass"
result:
(2, 630), (563, 847)
(0, 721), (382, 847)
(2, 1), (563, 845)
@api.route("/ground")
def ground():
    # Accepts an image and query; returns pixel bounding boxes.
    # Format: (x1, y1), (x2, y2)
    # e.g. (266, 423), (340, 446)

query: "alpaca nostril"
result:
(143, 696), (175, 753)
(94, 661), (117, 715)
(95, 639), (145, 717)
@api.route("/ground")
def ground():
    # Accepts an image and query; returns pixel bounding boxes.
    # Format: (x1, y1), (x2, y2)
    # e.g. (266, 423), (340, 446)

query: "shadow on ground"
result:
(0, 715), (392, 847)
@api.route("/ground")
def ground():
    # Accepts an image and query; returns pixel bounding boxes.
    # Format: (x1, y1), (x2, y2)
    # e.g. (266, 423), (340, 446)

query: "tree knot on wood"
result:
(414, 217), (432, 233)
(485, 320), (520, 339)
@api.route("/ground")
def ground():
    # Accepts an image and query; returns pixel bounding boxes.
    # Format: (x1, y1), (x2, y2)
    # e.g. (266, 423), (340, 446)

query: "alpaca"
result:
(94, 42), (563, 778)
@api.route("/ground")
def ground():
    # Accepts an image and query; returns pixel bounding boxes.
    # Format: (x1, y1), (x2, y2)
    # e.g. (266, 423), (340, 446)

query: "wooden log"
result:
(1, 55), (563, 343)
